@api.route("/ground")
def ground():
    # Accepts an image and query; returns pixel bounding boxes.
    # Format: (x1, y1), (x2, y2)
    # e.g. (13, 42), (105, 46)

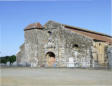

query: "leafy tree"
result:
(9, 55), (16, 64)
(0, 57), (7, 64)
(0, 55), (16, 64)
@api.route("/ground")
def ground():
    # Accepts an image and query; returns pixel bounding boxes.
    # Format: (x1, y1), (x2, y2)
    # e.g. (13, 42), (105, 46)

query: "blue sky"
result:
(0, 0), (111, 56)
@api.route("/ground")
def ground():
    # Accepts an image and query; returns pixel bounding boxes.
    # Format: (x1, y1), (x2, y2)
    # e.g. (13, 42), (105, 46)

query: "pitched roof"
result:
(63, 24), (112, 38)
(63, 24), (112, 44)
(24, 20), (112, 44)
(24, 22), (43, 31)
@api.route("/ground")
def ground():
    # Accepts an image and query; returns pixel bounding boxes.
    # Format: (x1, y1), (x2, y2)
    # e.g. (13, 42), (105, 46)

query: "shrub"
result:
(0, 55), (16, 64)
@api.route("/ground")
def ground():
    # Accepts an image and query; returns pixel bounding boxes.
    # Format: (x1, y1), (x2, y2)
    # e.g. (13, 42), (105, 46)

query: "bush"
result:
(0, 55), (16, 64)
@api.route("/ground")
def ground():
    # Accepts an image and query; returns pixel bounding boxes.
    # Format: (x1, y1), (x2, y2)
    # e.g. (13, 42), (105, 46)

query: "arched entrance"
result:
(46, 52), (56, 67)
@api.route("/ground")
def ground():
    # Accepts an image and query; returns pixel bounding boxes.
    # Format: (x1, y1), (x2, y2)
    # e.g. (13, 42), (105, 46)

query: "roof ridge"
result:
(46, 20), (112, 38)
(63, 24), (112, 38)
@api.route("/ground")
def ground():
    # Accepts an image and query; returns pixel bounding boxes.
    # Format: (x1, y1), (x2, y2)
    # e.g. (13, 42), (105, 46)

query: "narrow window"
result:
(48, 31), (52, 35)
(99, 43), (101, 46)
(73, 44), (79, 48)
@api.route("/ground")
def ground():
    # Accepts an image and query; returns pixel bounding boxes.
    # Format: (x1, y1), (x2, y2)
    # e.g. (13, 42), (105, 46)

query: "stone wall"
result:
(16, 43), (26, 66)
(19, 21), (93, 67)
(92, 42), (108, 67)
(59, 28), (93, 67)
(107, 46), (112, 69)
(16, 21), (111, 68)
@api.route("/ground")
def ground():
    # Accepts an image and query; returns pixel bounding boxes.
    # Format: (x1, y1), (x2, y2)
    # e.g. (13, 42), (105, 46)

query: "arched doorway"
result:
(46, 52), (56, 67)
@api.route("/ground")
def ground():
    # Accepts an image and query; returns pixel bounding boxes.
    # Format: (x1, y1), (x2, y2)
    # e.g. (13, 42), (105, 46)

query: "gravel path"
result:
(0, 67), (112, 86)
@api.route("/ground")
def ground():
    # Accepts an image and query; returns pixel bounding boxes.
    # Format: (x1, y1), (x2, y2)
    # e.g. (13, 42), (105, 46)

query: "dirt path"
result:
(0, 67), (112, 86)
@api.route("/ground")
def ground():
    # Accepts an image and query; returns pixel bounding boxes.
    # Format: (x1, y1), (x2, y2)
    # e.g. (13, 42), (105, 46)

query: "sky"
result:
(0, 0), (111, 56)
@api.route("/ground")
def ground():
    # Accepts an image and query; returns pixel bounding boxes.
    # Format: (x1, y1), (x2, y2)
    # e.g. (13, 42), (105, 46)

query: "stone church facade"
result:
(16, 20), (112, 68)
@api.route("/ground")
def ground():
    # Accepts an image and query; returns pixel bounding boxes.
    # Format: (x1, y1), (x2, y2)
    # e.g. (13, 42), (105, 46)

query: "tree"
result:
(9, 55), (16, 64)
(0, 55), (16, 64)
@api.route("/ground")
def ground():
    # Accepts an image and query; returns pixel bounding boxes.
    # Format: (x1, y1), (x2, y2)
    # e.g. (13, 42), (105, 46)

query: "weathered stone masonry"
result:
(16, 20), (112, 68)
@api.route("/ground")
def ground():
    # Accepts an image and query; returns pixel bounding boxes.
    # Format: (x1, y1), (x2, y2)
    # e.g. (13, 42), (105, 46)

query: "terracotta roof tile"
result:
(64, 25), (112, 44)
(24, 22), (43, 31)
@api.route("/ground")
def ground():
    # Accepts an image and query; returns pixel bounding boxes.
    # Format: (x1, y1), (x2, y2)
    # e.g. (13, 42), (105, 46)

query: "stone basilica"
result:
(16, 20), (112, 68)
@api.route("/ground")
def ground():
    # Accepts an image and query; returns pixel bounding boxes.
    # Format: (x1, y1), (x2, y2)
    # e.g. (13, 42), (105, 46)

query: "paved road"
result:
(0, 67), (112, 86)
